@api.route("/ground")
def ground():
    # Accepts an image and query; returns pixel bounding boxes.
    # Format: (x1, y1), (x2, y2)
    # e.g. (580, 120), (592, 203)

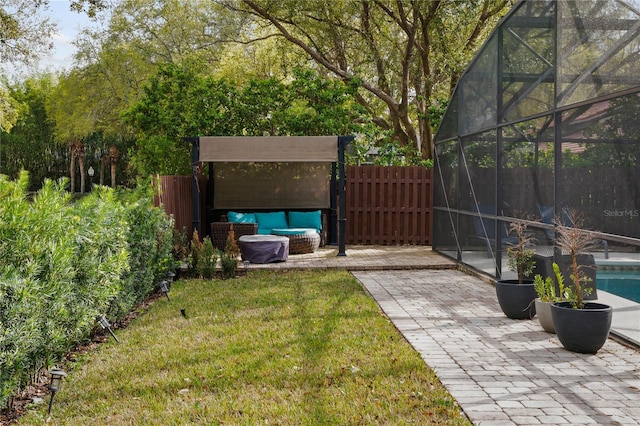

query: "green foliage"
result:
(0, 172), (173, 409)
(0, 83), (19, 132)
(534, 263), (566, 302)
(199, 237), (219, 279)
(534, 275), (555, 302)
(376, 140), (434, 168)
(110, 180), (176, 317)
(0, 1), (56, 67)
(553, 211), (597, 309)
(220, 228), (240, 279)
(223, 0), (513, 158)
(345, 128), (434, 168)
(505, 222), (536, 283)
(0, 76), (65, 189)
(172, 226), (189, 262)
(187, 230), (204, 277)
(124, 65), (373, 177)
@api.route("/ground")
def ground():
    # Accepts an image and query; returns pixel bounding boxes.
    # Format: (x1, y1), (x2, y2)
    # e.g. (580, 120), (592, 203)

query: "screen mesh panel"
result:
(213, 162), (331, 209)
(433, 0), (640, 281)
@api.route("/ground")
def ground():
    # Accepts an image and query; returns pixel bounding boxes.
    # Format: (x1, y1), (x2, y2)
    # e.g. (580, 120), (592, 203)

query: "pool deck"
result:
(249, 245), (640, 425)
(594, 254), (640, 347)
(597, 290), (640, 347)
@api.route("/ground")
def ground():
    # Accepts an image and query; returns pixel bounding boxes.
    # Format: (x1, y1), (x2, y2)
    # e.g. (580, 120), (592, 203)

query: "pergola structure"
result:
(185, 136), (354, 256)
(433, 0), (640, 278)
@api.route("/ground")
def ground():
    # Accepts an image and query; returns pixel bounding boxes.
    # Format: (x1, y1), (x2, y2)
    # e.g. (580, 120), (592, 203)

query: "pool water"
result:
(596, 269), (640, 303)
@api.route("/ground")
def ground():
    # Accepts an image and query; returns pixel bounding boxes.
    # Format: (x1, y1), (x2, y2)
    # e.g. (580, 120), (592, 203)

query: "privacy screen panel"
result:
(213, 162), (332, 209)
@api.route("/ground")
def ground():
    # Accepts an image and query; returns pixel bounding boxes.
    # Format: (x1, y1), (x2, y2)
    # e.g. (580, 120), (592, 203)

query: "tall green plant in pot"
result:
(533, 263), (566, 333)
(550, 210), (612, 354)
(495, 221), (537, 319)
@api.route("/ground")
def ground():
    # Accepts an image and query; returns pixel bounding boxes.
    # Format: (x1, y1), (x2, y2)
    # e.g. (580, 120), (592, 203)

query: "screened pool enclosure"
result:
(433, 0), (640, 281)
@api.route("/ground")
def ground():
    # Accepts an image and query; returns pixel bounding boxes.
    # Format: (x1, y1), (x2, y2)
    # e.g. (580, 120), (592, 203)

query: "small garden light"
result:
(87, 166), (95, 191)
(97, 315), (119, 343)
(159, 280), (170, 301)
(167, 271), (175, 284)
(48, 368), (67, 414)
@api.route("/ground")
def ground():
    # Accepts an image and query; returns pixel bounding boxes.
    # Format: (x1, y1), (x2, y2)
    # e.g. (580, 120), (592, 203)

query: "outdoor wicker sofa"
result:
(213, 210), (326, 254)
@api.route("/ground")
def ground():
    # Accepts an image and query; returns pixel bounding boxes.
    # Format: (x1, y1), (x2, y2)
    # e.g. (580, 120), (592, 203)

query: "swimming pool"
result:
(596, 269), (640, 303)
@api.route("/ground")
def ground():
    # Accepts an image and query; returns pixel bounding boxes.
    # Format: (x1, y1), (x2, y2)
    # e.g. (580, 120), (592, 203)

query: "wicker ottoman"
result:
(271, 228), (321, 254)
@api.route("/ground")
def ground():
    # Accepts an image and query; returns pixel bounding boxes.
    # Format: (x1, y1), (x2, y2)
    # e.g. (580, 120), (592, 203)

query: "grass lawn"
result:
(18, 270), (470, 425)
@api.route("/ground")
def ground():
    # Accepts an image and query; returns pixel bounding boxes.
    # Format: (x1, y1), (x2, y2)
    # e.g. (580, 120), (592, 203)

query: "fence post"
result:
(184, 137), (200, 235)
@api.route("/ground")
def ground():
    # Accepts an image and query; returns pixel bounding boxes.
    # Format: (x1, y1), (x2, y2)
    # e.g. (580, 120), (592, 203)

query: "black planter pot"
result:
(551, 301), (613, 354)
(495, 279), (537, 319)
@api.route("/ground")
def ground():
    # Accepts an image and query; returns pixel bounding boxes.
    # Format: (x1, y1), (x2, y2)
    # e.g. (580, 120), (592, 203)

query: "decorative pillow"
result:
(228, 211), (256, 224)
(254, 211), (288, 234)
(288, 210), (322, 233)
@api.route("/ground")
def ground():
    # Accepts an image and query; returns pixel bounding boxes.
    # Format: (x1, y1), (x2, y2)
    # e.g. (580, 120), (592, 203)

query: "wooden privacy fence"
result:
(155, 166), (433, 246)
(345, 166), (432, 245)
(154, 175), (207, 239)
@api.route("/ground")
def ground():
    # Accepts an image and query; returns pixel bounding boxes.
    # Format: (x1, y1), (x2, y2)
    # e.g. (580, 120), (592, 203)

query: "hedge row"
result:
(0, 171), (175, 409)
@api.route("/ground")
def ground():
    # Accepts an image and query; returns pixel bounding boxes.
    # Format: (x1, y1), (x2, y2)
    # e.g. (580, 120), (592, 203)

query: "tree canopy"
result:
(123, 65), (373, 176)
(216, 0), (514, 158)
(1, 0), (517, 189)
(0, 0), (56, 66)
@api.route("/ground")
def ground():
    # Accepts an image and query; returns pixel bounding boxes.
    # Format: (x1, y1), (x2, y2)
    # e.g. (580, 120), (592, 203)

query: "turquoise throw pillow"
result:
(228, 211), (256, 224)
(288, 210), (322, 233)
(255, 211), (288, 234)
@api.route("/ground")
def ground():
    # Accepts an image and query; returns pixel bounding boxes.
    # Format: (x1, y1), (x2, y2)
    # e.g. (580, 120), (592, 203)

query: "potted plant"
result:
(495, 221), (538, 319)
(533, 262), (566, 333)
(550, 210), (612, 354)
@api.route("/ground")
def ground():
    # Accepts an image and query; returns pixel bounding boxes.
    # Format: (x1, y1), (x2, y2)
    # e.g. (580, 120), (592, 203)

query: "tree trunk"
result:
(100, 154), (109, 186)
(78, 142), (86, 193)
(69, 140), (77, 193)
(109, 145), (119, 188)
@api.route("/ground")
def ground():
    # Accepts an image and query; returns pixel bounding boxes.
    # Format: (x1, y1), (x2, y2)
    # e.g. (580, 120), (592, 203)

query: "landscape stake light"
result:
(97, 315), (120, 343)
(48, 368), (67, 414)
(159, 280), (170, 301)
(87, 166), (95, 190)
(167, 271), (175, 284)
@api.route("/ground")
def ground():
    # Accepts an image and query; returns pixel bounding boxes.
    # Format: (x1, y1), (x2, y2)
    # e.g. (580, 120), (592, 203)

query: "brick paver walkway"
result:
(354, 269), (640, 425)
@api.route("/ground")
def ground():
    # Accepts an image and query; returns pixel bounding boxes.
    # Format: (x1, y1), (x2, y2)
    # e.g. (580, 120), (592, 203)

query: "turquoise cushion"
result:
(272, 228), (317, 236)
(228, 211), (256, 224)
(255, 211), (288, 234)
(288, 210), (322, 233)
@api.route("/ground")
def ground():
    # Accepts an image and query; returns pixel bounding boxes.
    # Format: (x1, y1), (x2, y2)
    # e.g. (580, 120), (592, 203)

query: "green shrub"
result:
(188, 230), (203, 277)
(220, 228), (240, 279)
(113, 182), (175, 317)
(199, 237), (219, 279)
(0, 172), (174, 410)
(172, 226), (189, 263)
